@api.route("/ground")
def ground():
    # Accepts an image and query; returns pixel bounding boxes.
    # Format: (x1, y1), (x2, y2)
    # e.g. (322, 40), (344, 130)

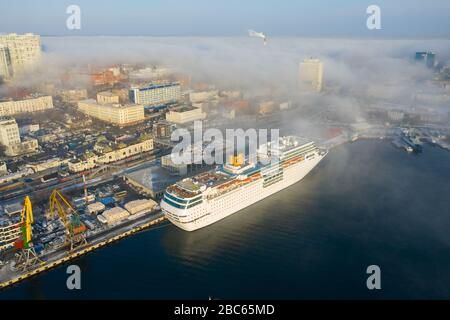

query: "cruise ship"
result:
(161, 137), (328, 231)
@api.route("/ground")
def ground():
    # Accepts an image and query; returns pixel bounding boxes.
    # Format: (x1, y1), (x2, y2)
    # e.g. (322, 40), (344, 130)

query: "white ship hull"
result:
(161, 152), (326, 232)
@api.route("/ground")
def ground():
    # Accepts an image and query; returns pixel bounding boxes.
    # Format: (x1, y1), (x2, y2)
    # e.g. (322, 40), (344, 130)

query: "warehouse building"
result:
(124, 199), (157, 215)
(97, 207), (129, 225)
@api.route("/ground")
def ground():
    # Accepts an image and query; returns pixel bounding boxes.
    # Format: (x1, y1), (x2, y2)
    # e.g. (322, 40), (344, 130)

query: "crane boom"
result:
(16, 196), (33, 248)
(48, 189), (87, 250)
(14, 196), (43, 271)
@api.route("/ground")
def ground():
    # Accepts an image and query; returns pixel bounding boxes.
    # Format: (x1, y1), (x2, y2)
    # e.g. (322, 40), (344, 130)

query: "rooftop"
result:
(79, 99), (142, 109)
(131, 81), (180, 91)
(169, 104), (198, 113)
(0, 117), (17, 124)
(125, 164), (179, 194)
(97, 91), (117, 97)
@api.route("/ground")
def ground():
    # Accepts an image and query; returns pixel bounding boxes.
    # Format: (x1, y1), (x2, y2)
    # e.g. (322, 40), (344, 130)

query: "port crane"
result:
(14, 196), (43, 271)
(48, 189), (88, 251)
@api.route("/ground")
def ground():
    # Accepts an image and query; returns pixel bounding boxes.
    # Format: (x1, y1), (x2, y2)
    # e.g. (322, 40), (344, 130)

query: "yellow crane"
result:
(48, 189), (87, 251)
(14, 196), (43, 271)
(20, 196), (33, 247)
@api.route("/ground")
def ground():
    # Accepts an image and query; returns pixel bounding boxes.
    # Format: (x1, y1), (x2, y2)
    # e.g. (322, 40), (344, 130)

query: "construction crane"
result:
(48, 189), (87, 251)
(14, 196), (43, 271)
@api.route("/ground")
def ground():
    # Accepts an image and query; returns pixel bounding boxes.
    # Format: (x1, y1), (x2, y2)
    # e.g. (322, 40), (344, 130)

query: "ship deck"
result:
(167, 171), (232, 199)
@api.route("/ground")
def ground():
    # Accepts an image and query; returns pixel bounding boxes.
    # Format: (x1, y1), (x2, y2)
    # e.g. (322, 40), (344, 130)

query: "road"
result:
(0, 148), (172, 203)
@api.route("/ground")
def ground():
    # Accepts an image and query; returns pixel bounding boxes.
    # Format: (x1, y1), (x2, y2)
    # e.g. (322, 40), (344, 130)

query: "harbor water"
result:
(1, 140), (450, 299)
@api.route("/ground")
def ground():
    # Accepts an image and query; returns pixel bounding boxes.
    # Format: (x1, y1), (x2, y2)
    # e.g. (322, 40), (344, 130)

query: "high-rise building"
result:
(0, 33), (41, 77)
(426, 52), (436, 69)
(415, 52), (427, 61)
(130, 82), (181, 108)
(415, 51), (436, 69)
(298, 58), (323, 93)
(0, 117), (21, 147)
(0, 45), (12, 80)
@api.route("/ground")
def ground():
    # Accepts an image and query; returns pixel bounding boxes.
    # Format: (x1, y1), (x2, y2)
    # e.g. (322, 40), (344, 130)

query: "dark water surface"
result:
(1, 140), (450, 299)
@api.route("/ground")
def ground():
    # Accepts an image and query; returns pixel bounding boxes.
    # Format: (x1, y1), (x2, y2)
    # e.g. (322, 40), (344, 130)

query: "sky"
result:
(0, 0), (450, 37)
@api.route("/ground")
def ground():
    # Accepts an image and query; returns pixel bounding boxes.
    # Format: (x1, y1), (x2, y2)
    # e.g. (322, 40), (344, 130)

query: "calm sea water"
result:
(1, 140), (450, 299)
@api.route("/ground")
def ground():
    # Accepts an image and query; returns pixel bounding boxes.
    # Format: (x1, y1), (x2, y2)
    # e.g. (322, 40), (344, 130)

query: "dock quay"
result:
(0, 214), (167, 290)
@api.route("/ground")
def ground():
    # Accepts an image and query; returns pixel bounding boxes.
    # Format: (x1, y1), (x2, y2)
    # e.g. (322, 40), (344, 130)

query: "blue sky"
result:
(0, 0), (449, 37)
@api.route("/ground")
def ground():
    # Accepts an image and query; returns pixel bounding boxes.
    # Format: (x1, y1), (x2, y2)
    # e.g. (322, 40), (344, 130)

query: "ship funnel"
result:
(229, 154), (244, 167)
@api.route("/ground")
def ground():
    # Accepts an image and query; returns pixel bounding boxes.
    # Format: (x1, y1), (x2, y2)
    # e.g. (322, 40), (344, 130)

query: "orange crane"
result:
(48, 189), (87, 251)
(14, 196), (43, 270)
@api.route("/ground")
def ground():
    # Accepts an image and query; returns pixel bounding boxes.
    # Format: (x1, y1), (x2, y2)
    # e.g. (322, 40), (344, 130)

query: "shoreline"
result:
(1, 136), (448, 292)
(0, 215), (167, 290)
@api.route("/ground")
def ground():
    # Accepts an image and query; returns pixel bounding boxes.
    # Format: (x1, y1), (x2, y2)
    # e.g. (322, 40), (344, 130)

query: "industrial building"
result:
(298, 58), (323, 93)
(78, 92), (144, 126)
(129, 82), (181, 108)
(0, 95), (54, 116)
